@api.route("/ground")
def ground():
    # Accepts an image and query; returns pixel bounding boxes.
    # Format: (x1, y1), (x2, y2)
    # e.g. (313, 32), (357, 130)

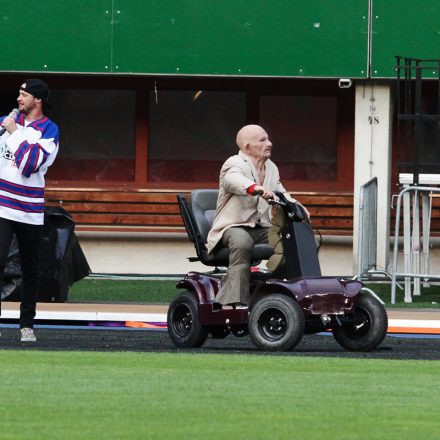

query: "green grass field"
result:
(1, 351), (439, 440)
(3, 279), (440, 438)
(68, 278), (178, 303)
(67, 278), (440, 309)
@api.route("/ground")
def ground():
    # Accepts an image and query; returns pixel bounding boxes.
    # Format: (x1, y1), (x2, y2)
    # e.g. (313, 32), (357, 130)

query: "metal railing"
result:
(391, 184), (439, 304)
(356, 178), (378, 279)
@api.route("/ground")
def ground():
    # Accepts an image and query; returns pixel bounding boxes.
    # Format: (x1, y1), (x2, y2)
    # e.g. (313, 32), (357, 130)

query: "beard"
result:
(19, 100), (36, 116)
(19, 106), (31, 116)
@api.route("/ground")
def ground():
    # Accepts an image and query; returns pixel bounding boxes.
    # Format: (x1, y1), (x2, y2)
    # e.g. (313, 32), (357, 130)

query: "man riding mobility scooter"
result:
(167, 190), (388, 352)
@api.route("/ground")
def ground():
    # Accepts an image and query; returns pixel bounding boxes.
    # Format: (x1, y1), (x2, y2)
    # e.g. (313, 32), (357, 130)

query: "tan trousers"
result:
(215, 226), (269, 305)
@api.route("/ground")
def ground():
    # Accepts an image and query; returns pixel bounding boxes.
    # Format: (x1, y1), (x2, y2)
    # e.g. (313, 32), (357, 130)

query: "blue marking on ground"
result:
(318, 331), (440, 339)
(388, 333), (440, 339)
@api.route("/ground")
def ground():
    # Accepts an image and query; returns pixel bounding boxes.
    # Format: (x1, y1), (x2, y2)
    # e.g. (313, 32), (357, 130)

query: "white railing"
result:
(391, 176), (440, 304)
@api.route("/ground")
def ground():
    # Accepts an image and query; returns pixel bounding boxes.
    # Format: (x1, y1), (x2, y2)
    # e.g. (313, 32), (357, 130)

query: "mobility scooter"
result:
(167, 190), (388, 352)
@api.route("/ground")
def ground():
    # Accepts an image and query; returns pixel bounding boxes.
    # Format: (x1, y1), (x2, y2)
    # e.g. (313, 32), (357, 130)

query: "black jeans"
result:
(0, 218), (43, 328)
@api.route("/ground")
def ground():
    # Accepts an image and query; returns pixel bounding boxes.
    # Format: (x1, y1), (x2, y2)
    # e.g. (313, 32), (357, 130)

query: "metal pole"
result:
(391, 188), (403, 304)
(403, 190), (412, 302)
(357, 185), (365, 279)
(422, 192), (432, 287)
(412, 190), (421, 296)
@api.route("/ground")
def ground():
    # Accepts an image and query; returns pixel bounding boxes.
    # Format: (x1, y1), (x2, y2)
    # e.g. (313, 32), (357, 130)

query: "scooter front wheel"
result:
(167, 291), (208, 348)
(248, 294), (305, 351)
(332, 290), (388, 351)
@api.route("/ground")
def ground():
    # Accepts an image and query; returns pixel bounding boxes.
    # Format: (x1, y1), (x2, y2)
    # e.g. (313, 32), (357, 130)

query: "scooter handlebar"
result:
(272, 191), (310, 222)
(253, 190), (286, 206)
(268, 199), (287, 207)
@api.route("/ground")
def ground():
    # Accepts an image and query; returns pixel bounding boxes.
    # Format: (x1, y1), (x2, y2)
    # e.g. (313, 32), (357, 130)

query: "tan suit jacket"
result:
(207, 151), (295, 253)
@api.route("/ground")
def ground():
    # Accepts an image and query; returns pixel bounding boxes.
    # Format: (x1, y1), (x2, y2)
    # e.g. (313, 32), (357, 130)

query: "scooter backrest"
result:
(191, 189), (219, 244)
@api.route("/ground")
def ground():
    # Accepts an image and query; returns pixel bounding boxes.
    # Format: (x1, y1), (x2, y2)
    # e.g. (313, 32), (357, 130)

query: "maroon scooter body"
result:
(170, 191), (387, 351)
(177, 271), (363, 326)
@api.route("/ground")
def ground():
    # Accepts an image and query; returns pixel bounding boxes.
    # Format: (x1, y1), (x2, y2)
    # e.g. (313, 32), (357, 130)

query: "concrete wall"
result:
(77, 231), (440, 280)
(77, 232), (354, 276)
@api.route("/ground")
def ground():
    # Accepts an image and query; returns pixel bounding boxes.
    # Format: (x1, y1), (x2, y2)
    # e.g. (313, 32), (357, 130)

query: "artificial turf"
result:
(1, 351), (439, 440)
(367, 282), (440, 309)
(68, 278), (178, 303)
(67, 278), (440, 309)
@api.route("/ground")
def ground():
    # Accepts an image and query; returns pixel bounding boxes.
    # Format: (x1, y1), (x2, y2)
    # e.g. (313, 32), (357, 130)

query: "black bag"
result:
(1, 206), (91, 302)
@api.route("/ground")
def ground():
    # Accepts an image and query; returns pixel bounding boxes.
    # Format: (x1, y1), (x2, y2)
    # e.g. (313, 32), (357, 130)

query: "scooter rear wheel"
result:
(248, 294), (305, 351)
(332, 290), (388, 351)
(167, 291), (208, 348)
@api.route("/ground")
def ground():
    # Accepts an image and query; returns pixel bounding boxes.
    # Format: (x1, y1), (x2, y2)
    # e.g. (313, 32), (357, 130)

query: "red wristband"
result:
(247, 184), (257, 195)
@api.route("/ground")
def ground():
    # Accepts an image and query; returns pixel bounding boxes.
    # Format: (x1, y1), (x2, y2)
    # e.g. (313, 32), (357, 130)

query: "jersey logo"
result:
(0, 142), (17, 166)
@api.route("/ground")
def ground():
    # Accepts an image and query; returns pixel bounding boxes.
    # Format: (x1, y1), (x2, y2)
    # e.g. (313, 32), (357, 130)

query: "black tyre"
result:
(332, 290), (388, 351)
(167, 291), (208, 348)
(248, 294), (305, 351)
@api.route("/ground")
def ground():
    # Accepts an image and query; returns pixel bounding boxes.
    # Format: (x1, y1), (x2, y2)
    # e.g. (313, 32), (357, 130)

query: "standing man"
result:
(207, 124), (307, 307)
(0, 79), (59, 342)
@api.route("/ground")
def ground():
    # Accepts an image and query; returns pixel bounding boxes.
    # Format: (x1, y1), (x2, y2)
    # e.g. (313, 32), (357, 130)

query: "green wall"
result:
(0, 0), (368, 77)
(1, 1), (112, 73)
(112, 0), (368, 77)
(0, 1), (438, 78)
(371, 0), (440, 78)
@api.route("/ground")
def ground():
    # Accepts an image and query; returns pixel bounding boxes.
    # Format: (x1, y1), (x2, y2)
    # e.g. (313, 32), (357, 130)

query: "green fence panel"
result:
(113, 0), (369, 77)
(0, 1), (112, 73)
(371, 0), (440, 78)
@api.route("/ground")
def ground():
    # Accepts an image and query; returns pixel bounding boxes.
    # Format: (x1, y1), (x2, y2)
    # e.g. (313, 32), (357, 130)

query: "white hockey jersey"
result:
(0, 113), (59, 225)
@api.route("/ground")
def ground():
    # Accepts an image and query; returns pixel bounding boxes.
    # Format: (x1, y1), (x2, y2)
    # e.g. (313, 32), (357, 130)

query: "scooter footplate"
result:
(198, 303), (248, 326)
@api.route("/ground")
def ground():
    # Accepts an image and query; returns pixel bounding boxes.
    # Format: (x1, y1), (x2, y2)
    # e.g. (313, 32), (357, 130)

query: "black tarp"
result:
(1, 206), (91, 302)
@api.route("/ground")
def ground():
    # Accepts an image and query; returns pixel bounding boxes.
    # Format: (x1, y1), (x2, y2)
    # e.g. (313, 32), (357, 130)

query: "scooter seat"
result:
(202, 243), (274, 267)
(179, 189), (274, 268)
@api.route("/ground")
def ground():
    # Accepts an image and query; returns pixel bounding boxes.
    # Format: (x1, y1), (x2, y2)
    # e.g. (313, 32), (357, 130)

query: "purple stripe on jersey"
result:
(30, 121), (45, 133)
(15, 141), (32, 167)
(17, 114), (25, 125)
(37, 119), (59, 144)
(14, 116), (59, 146)
(15, 141), (47, 176)
(23, 146), (38, 177)
(0, 178), (44, 198)
(29, 117), (51, 135)
(36, 145), (50, 171)
(0, 194), (44, 213)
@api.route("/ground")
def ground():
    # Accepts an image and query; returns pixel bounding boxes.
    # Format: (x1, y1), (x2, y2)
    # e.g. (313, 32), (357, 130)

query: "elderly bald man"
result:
(207, 124), (307, 307)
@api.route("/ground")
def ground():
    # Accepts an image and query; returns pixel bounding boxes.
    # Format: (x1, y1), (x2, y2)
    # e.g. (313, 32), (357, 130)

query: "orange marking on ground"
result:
(125, 321), (163, 329)
(387, 326), (440, 334)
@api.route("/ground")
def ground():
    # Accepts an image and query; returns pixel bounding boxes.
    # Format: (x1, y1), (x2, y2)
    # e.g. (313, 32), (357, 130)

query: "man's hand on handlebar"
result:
(251, 185), (276, 201)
